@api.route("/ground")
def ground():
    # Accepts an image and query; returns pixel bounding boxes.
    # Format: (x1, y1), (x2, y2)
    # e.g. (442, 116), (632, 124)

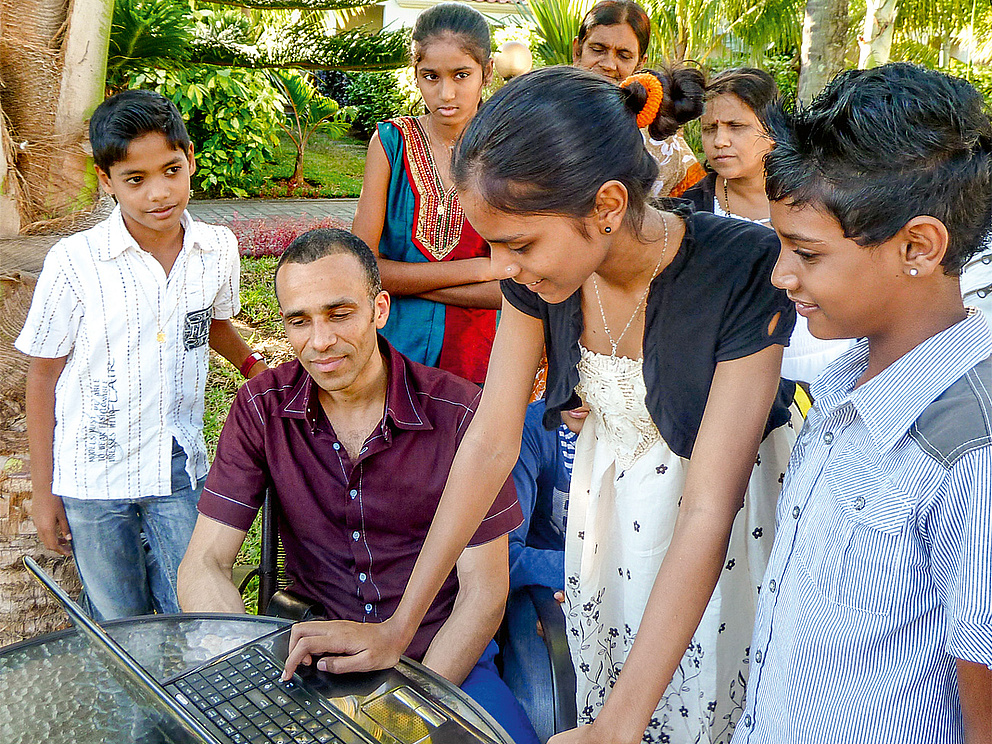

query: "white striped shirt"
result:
(735, 310), (992, 744)
(15, 206), (240, 499)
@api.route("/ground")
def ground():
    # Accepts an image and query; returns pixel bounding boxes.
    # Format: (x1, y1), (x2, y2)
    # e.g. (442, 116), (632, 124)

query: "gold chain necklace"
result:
(148, 233), (189, 343)
(426, 116), (457, 155)
(592, 215), (670, 357)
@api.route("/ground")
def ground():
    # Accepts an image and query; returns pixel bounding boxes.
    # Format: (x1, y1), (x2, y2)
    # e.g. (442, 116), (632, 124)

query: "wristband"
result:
(240, 351), (265, 377)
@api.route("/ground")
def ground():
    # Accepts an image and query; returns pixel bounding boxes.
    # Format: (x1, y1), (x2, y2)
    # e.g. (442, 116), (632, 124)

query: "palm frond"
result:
(190, 23), (409, 70)
(108, 0), (193, 74)
(207, 0), (381, 11)
(643, 0), (801, 65)
(516, 0), (593, 65)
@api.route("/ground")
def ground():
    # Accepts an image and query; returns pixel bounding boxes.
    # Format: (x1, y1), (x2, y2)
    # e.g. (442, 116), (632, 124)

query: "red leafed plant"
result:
(228, 215), (349, 257)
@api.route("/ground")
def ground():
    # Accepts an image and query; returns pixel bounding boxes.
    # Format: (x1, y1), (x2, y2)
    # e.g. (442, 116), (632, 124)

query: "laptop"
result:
(24, 557), (509, 744)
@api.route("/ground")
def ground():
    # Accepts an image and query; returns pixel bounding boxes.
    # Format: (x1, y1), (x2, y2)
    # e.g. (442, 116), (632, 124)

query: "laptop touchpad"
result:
(361, 685), (448, 743)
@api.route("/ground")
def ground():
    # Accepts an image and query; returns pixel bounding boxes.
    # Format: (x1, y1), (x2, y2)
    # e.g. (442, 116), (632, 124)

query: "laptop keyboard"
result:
(170, 645), (363, 744)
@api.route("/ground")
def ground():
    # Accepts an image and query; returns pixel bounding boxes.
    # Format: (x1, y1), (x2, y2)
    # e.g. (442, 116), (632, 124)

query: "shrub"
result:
(228, 215), (348, 257)
(123, 65), (283, 197)
(342, 71), (413, 138)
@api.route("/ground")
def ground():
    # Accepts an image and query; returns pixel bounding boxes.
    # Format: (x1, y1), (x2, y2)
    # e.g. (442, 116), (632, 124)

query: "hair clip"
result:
(620, 73), (664, 129)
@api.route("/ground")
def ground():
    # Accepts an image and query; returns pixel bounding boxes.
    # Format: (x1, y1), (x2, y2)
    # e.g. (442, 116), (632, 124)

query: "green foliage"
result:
(947, 60), (992, 110)
(344, 71), (414, 137)
(762, 53), (799, 103)
(124, 65), (283, 197)
(515, 0), (592, 65)
(267, 69), (357, 191)
(108, 0), (408, 73)
(269, 69), (357, 141)
(107, 0), (193, 79)
(646, 0), (802, 64)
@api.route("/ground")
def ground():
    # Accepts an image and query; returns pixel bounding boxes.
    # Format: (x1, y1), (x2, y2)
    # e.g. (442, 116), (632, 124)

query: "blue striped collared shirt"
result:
(734, 310), (992, 744)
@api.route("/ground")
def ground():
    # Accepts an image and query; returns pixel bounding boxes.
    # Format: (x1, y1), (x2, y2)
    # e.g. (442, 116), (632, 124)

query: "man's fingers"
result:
(282, 636), (320, 680)
(317, 650), (376, 676)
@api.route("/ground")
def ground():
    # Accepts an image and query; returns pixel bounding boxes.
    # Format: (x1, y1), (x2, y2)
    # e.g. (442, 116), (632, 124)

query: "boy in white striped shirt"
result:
(733, 64), (992, 743)
(16, 90), (267, 621)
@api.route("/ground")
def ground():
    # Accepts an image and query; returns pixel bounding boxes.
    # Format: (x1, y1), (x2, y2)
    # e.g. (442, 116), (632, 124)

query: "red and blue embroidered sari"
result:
(376, 117), (497, 384)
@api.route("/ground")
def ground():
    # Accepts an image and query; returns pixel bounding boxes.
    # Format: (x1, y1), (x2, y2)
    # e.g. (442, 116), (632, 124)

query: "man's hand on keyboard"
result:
(282, 619), (406, 680)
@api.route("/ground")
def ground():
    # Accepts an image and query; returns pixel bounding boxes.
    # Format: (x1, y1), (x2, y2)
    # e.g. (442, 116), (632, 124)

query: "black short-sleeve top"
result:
(501, 209), (796, 459)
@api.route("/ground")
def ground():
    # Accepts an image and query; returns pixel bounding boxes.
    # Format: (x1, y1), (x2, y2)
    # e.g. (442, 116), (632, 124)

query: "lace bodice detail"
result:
(576, 346), (662, 470)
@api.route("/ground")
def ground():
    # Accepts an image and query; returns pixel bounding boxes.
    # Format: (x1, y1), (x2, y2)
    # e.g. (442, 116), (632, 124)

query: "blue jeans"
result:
(61, 441), (203, 621)
(461, 640), (541, 744)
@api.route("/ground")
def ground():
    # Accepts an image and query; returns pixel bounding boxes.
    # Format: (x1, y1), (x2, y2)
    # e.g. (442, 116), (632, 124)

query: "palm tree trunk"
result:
(0, 0), (111, 226)
(1, 106), (21, 236)
(0, 2), (23, 236)
(53, 0), (114, 213)
(288, 148), (305, 194)
(858, 0), (898, 68)
(798, 0), (850, 103)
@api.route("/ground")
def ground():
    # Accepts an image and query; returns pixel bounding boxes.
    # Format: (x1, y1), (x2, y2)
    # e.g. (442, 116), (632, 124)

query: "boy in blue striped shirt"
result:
(734, 63), (991, 743)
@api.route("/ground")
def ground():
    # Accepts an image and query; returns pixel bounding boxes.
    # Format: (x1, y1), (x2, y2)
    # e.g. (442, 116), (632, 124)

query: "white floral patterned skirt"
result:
(565, 347), (797, 743)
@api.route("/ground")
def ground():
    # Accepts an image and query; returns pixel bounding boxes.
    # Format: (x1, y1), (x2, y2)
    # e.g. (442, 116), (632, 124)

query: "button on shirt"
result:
(15, 207), (240, 498)
(736, 311), (992, 744)
(198, 340), (523, 661)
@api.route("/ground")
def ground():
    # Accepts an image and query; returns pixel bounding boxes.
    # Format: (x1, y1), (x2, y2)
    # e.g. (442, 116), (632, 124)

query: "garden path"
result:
(188, 197), (359, 224)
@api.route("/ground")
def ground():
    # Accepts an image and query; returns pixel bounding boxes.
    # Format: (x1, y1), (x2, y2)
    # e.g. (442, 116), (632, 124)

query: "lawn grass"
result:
(254, 129), (368, 198)
(204, 255), (291, 613)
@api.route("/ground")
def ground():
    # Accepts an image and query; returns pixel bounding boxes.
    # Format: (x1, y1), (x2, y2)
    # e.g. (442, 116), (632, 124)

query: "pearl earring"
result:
(908, 268), (919, 276)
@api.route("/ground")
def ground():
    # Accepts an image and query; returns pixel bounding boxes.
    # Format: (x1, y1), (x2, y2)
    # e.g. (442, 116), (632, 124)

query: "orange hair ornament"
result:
(620, 72), (664, 129)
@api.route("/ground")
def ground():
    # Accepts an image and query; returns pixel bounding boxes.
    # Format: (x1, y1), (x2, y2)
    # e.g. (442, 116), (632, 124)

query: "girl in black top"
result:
(282, 66), (797, 744)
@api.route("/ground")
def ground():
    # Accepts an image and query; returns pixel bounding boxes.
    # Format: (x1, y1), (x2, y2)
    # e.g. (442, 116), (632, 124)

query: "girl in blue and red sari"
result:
(352, 3), (498, 385)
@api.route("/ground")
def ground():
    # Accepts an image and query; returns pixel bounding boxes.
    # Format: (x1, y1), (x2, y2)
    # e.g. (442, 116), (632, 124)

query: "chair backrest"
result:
(250, 490), (325, 621)
(256, 492), (280, 614)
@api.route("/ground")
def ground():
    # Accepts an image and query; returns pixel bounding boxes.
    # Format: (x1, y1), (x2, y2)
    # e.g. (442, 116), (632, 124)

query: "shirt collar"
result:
(279, 337), (435, 435)
(810, 310), (992, 454)
(97, 205), (210, 261)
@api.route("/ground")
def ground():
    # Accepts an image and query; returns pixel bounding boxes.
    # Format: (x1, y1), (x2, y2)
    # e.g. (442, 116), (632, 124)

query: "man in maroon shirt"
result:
(177, 229), (538, 743)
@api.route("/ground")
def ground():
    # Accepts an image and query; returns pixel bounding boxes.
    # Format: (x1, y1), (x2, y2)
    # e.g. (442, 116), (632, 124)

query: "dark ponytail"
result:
(619, 67), (705, 141)
(453, 65), (704, 230)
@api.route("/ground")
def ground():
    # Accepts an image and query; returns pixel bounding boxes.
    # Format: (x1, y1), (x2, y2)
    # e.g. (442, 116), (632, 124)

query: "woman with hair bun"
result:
(282, 65), (799, 744)
(685, 67), (779, 224)
(573, 0), (707, 197)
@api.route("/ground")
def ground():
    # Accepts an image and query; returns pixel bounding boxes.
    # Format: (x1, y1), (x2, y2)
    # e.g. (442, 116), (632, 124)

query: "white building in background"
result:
(341, 0), (523, 33)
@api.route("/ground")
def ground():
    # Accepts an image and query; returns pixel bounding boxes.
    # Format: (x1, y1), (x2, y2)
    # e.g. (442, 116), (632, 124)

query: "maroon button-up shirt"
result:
(199, 338), (522, 660)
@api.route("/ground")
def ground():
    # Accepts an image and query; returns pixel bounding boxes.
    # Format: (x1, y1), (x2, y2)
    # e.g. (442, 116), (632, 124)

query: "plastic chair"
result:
(524, 585), (577, 733)
(233, 492), (323, 621)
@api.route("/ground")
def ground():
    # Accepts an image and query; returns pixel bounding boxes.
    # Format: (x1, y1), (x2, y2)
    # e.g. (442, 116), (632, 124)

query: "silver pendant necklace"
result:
(592, 215), (669, 357)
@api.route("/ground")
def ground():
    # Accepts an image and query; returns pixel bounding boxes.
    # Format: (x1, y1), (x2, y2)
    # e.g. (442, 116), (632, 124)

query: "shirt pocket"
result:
(798, 448), (912, 616)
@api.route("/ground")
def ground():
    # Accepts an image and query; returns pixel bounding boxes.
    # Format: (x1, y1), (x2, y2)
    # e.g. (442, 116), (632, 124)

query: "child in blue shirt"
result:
(735, 63), (992, 743)
(503, 399), (578, 741)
